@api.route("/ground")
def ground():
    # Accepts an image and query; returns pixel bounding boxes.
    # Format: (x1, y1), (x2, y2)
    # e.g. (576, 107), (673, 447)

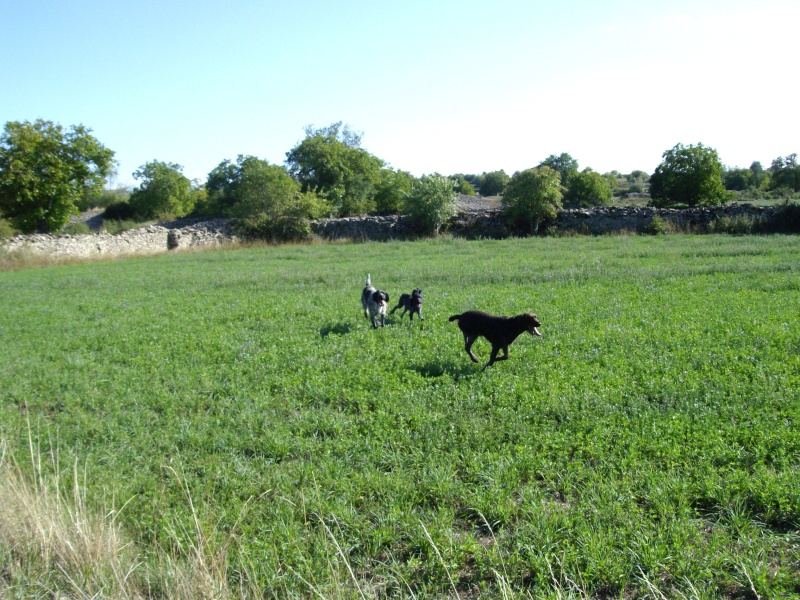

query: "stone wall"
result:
(311, 204), (783, 240)
(1, 204), (787, 259)
(1, 218), (238, 259)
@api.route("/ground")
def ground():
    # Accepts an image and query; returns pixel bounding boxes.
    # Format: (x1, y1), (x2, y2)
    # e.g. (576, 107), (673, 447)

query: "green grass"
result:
(1, 235), (799, 598)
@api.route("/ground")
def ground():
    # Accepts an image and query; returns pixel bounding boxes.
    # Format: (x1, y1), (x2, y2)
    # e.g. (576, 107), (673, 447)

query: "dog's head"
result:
(522, 312), (542, 337)
(373, 290), (389, 305)
(411, 289), (422, 297)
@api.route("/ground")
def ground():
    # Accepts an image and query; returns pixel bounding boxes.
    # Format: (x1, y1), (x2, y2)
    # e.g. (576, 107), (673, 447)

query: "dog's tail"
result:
(448, 314), (461, 322)
(365, 273), (371, 287)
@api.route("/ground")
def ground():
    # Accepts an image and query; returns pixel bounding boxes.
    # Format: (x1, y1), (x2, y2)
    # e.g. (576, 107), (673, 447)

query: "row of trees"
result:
(2, 119), (799, 238)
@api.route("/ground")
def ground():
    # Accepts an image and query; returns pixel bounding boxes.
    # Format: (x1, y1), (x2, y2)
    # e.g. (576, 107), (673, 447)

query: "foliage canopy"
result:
(538, 153), (579, 186)
(205, 155), (323, 241)
(128, 161), (196, 220)
(649, 143), (728, 207)
(285, 122), (385, 218)
(0, 119), (115, 233)
(403, 174), (458, 234)
(478, 170), (510, 196)
(502, 166), (563, 233)
(565, 168), (613, 207)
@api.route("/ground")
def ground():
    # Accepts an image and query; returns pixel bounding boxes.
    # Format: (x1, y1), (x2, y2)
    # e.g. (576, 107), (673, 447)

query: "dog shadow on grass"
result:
(319, 322), (352, 337)
(412, 361), (477, 381)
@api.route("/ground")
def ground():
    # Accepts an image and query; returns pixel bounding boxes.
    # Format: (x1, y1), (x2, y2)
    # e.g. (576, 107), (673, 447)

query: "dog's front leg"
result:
(464, 335), (480, 363)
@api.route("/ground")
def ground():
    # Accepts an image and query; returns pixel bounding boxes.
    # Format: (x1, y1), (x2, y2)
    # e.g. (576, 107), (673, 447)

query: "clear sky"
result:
(1, 0), (797, 187)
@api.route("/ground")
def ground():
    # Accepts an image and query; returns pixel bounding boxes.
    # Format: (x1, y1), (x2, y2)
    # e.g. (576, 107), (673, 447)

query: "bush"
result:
(403, 175), (458, 235)
(502, 167), (563, 234)
(0, 218), (16, 240)
(644, 215), (668, 235)
(102, 201), (137, 221)
(101, 220), (139, 235)
(231, 212), (311, 243)
(706, 215), (759, 234)
(61, 221), (91, 235)
(772, 202), (800, 233)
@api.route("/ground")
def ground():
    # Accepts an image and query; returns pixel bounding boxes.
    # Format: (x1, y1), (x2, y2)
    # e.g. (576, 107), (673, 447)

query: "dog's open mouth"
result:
(531, 327), (542, 337)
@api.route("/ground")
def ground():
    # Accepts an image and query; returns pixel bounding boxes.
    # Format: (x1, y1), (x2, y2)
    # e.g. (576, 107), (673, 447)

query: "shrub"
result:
(502, 166), (563, 234)
(644, 215), (668, 235)
(102, 201), (137, 221)
(61, 221), (91, 235)
(403, 175), (458, 235)
(101, 220), (139, 235)
(0, 218), (16, 239)
(231, 214), (311, 243)
(772, 202), (800, 233)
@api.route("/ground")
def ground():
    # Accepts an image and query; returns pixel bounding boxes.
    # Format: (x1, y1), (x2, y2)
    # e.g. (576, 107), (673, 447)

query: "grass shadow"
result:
(412, 360), (477, 381)
(320, 322), (352, 337)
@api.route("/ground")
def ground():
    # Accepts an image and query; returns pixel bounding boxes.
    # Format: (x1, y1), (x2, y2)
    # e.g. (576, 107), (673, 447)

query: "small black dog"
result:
(361, 274), (390, 328)
(390, 288), (423, 321)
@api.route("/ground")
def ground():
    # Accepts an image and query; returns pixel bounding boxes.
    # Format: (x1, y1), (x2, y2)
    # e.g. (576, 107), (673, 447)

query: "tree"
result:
(649, 143), (728, 207)
(285, 122), (385, 217)
(749, 161), (767, 190)
(537, 153), (578, 186)
(205, 155), (324, 242)
(565, 168), (613, 207)
(449, 174), (476, 195)
(502, 166), (563, 234)
(478, 170), (510, 196)
(768, 154), (800, 192)
(723, 167), (753, 191)
(404, 174), (458, 235)
(374, 169), (415, 215)
(0, 119), (115, 233)
(129, 161), (195, 219)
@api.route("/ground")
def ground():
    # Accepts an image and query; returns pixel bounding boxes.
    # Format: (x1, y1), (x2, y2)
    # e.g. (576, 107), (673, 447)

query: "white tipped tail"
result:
(366, 273), (371, 286)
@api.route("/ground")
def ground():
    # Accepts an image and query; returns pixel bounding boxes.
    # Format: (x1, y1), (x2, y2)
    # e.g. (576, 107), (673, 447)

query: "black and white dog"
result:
(390, 288), (423, 321)
(361, 274), (390, 328)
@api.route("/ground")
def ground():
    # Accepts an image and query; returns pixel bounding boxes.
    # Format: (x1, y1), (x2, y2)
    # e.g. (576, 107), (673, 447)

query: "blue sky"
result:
(2, 0), (797, 187)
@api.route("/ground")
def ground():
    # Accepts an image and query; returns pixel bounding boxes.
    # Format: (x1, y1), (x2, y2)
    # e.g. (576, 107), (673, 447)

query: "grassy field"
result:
(1, 234), (799, 599)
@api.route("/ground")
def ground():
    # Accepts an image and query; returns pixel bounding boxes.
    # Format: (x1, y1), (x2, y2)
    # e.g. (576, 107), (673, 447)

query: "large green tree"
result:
(502, 166), (563, 234)
(768, 154), (800, 192)
(0, 119), (115, 233)
(538, 153), (579, 186)
(285, 122), (385, 217)
(565, 168), (613, 207)
(478, 170), (510, 196)
(404, 174), (458, 235)
(128, 161), (195, 220)
(206, 155), (323, 241)
(649, 143), (728, 207)
(373, 169), (415, 215)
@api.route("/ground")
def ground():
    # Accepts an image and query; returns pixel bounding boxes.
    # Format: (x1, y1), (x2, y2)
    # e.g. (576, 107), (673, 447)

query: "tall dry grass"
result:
(0, 434), (246, 600)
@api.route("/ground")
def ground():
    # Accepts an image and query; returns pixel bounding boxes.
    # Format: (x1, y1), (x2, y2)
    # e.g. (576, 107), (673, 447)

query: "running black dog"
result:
(449, 310), (542, 367)
(390, 288), (423, 321)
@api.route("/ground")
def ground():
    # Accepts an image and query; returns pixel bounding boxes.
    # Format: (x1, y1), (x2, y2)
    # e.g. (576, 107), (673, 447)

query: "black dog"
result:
(390, 288), (423, 321)
(361, 274), (390, 328)
(449, 310), (542, 367)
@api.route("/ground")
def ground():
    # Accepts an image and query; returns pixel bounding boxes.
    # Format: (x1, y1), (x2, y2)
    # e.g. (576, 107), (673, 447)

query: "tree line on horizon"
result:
(1, 119), (799, 240)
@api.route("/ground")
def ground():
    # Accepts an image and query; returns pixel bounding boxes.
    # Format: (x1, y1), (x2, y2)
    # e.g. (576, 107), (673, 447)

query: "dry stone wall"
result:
(311, 204), (782, 240)
(1, 218), (238, 259)
(0, 204), (786, 259)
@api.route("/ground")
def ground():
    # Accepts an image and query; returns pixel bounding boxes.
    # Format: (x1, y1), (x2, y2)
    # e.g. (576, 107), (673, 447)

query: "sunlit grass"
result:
(1, 234), (799, 598)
